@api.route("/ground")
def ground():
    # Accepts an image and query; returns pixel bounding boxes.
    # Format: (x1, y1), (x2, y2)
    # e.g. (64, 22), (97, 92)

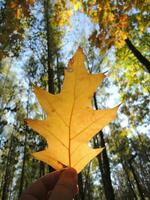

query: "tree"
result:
(0, 0), (35, 60)
(1, 1), (150, 199)
(81, 0), (150, 72)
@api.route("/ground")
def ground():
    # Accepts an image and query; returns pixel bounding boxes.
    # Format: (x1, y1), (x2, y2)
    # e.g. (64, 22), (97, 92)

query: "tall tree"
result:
(0, 0), (35, 60)
(93, 95), (115, 200)
(81, 0), (150, 72)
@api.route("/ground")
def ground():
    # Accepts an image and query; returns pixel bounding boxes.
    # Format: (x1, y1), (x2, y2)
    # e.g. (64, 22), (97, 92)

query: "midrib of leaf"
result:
(68, 75), (76, 167)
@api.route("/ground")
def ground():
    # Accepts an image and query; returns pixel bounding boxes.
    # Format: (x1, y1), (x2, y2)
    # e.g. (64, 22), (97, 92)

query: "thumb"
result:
(49, 168), (78, 200)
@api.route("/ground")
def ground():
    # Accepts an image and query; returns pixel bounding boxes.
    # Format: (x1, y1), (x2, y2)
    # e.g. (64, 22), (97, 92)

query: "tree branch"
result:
(125, 38), (150, 73)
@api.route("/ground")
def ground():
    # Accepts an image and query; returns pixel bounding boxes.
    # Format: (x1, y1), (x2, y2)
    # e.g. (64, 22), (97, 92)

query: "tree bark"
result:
(43, 0), (55, 173)
(1, 134), (16, 200)
(39, 161), (46, 176)
(120, 159), (137, 199)
(44, 0), (55, 94)
(77, 173), (85, 200)
(18, 88), (30, 198)
(125, 38), (150, 73)
(93, 94), (115, 200)
(128, 155), (145, 200)
(18, 130), (28, 198)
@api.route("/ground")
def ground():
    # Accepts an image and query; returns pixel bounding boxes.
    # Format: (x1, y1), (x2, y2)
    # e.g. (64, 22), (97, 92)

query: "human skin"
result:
(20, 167), (78, 200)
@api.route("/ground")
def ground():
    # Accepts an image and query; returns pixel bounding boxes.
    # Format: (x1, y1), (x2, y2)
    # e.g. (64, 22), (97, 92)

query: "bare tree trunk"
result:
(1, 134), (16, 200)
(93, 94), (115, 200)
(128, 155), (145, 200)
(43, 0), (55, 173)
(56, 53), (63, 93)
(18, 88), (30, 198)
(39, 161), (46, 176)
(130, 137), (150, 194)
(84, 164), (93, 200)
(18, 130), (28, 198)
(120, 158), (138, 199)
(125, 38), (150, 73)
(44, 0), (55, 94)
(77, 173), (85, 200)
(99, 133), (115, 200)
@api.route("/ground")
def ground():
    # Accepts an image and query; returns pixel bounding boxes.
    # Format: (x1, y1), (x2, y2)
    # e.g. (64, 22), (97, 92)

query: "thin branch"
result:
(125, 38), (150, 73)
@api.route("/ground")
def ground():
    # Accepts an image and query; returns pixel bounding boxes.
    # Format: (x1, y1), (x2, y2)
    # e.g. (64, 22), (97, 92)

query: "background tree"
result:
(0, 0), (149, 200)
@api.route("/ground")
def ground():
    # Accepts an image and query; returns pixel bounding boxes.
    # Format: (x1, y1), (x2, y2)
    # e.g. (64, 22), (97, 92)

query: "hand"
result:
(20, 167), (78, 200)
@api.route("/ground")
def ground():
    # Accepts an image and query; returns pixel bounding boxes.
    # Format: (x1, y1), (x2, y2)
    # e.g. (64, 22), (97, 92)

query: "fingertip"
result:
(49, 167), (78, 200)
(62, 167), (77, 178)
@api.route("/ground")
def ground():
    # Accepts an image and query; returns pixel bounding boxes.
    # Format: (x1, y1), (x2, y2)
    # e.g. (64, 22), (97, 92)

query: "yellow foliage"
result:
(89, 10), (99, 23)
(120, 130), (129, 138)
(108, 12), (115, 22)
(115, 40), (126, 49)
(53, 1), (73, 27)
(55, 10), (73, 26)
(27, 48), (118, 173)
(139, 24), (145, 33)
(16, 8), (22, 19)
(74, 1), (82, 11)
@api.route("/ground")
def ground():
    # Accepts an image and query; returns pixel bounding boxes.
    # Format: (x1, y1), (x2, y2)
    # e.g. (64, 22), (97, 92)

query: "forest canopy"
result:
(0, 0), (149, 200)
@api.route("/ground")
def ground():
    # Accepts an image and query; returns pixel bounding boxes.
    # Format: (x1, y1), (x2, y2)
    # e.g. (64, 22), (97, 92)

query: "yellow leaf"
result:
(16, 8), (22, 19)
(74, 2), (82, 10)
(27, 48), (118, 173)
(58, 10), (73, 26)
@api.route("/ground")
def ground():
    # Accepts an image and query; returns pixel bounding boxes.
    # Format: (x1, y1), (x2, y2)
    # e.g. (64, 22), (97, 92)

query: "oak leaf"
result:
(27, 48), (118, 173)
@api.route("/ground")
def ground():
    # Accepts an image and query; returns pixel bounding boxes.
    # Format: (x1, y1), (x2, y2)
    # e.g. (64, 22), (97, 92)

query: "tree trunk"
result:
(125, 38), (150, 73)
(93, 94), (115, 200)
(1, 134), (16, 200)
(18, 88), (30, 198)
(39, 161), (46, 176)
(85, 164), (93, 200)
(18, 130), (28, 198)
(129, 162), (145, 200)
(121, 159), (137, 199)
(44, 0), (55, 94)
(43, 0), (55, 173)
(99, 133), (115, 200)
(56, 53), (62, 93)
(130, 137), (150, 194)
(77, 173), (85, 200)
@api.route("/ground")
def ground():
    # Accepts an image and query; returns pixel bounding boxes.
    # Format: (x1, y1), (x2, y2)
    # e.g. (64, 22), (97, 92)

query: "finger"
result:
(21, 169), (64, 200)
(20, 194), (37, 200)
(49, 168), (78, 200)
(40, 168), (65, 190)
